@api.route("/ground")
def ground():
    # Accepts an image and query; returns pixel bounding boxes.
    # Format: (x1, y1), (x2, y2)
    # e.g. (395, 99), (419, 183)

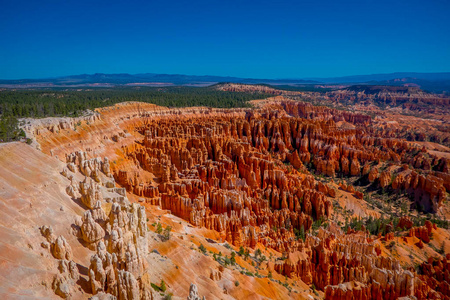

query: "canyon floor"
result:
(1, 87), (449, 300)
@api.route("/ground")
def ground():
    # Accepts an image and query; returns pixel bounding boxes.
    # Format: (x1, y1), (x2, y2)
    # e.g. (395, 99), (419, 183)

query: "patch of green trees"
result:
(0, 86), (270, 118)
(0, 86), (270, 143)
(0, 116), (26, 142)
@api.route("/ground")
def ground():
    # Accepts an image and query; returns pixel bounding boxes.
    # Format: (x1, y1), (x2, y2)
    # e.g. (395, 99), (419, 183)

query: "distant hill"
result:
(1, 72), (450, 93)
(345, 85), (422, 94)
(306, 72), (450, 93)
(307, 72), (450, 83)
(364, 77), (450, 94)
(0, 73), (317, 88)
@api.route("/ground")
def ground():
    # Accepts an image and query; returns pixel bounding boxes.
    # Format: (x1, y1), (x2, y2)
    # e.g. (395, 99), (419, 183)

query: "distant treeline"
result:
(0, 86), (271, 118)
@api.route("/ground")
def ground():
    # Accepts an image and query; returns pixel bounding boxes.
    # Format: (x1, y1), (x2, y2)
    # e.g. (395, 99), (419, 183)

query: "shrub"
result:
(230, 252), (236, 264)
(162, 226), (172, 241)
(254, 249), (262, 258)
(198, 244), (207, 254)
(156, 222), (163, 234)
(151, 283), (161, 292)
(312, 217), (325, 231)
(244, 249), (250, 260)
(160, 280), (166, 292)
(294, 225), (306, 241)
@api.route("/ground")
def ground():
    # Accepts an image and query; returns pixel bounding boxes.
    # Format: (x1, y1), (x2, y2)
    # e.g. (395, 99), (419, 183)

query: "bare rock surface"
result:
(0, 142), (88, 299)
(3, 98), (449, 300)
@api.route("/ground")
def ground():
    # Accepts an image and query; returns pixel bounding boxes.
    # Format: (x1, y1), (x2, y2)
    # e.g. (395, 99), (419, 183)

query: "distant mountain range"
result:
(306, 72), (450, 83)
(309, 72), (450, 93)
(1, 72), (450, 93)
(0, 73), (317, 87)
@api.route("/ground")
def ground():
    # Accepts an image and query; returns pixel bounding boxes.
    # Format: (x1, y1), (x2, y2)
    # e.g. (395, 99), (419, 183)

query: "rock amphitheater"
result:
(1, 97), (449, 299)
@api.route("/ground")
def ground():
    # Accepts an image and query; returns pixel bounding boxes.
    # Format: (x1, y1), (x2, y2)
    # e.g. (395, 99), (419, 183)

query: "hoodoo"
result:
(1, 85), (449, 299)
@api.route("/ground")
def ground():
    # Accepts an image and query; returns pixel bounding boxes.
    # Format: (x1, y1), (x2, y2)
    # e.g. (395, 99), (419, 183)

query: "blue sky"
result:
(1, 0), (449, 79)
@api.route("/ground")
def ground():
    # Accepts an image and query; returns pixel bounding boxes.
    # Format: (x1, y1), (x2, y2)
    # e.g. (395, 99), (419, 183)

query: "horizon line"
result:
(2, 70), (450, 81)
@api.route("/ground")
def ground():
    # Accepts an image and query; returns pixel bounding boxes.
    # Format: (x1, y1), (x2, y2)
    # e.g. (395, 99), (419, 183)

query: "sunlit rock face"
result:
(7, 99), (449, 299)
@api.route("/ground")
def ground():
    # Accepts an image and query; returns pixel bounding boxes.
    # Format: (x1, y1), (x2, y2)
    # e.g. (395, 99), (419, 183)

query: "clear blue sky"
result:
(1, 0), (449, 79)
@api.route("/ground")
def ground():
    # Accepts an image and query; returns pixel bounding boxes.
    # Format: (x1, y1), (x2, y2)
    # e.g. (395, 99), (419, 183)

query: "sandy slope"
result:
(0, 142), (91, 299)
(0, 142), (312, 300)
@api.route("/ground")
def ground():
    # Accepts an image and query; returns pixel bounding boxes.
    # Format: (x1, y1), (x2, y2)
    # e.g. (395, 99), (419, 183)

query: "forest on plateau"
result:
(0, 86), (269, 118)
(0, 86), (270, 142)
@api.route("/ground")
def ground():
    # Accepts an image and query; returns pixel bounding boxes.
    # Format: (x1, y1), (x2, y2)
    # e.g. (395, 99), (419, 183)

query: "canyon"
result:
(1, 90), (449, 299)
